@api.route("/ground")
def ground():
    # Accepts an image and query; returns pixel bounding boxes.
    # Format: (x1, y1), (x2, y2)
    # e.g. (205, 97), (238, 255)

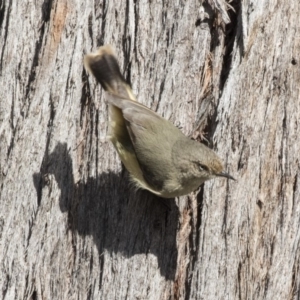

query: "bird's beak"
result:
(217, 171), (236, 181)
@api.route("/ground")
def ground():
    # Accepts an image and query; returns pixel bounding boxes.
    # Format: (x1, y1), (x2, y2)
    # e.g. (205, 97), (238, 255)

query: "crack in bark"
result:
(184, 188), (204, 300)
(88, 13), (93, 44)
(292, 174), (298, 212)
(0, 0), (11, 75)
(64, 37), (77, 102)
(222, 179), (230, 250)
(23, 2), (51, 118)
(41, 0), (53, 23)
(97, 0), (107, 46)
(133, 0), (138, 60)
(80, 68), (92, 127)
(0, 0), (5, 29)
(290, 253), (300, 298)
(32, 96), (56, 206)
(122, 0), (131, 80)
(219, 0), (241, 92)
(237, 262), (242, 300)
(6, 92), (17, 159)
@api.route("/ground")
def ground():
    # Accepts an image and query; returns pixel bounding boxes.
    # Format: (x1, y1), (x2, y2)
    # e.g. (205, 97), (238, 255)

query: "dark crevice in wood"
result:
(95, 109), (99, 176)
(87, 285), (92, 300)
(195, 19), (201, 27)
(237, 138), (245, 170)
(24, 2), (51, 118)
(0, 217), (4, 240)
(291, 58), (297, 65)
(290, 257), (298, 297)
(166, 24), (174, 47)
(237, 262), (242, 300)
(99, 249), (105, 288)
(41, 0), (53, 23)
(196, 188), (204, 237)
(270, 238), (275, 266)
(279, 103), (287, 226)
(80, 68), (92, 127)
(26, 211), (35, 249)
(256, 199), (263, 210)
(31, 290), (37, 300)
(193, 2), (226, 141)
(205, 2), (221, 53)
(122, 0), (132, 86)
(88, 13), (93, 45)
(292, 174), (297, 212)
(6, 93), (16, 159)
(158, 78), (166, 104)
(219, 0), (241, 92)
(64, 37), (77, 103)
(98, 0), (107, 46)
(0, 0), (11, 74)
(87, 101), (96, 166)
(0, 0), (5, 29)
(258, 152), (262, 190)
(222, 180), (230, 249)
(133, 0), (138, 60)
(125, 61), (132, 87)
(263, 273), (270, 298)
(201, 107), (218, 149)
(185, 188), (204, 300)
(1, 274), (9, 299)
(32, 172), (43, 208)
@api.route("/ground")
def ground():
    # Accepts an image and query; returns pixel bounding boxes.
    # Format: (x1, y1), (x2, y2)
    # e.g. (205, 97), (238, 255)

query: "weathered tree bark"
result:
(1, 0), (300, 299)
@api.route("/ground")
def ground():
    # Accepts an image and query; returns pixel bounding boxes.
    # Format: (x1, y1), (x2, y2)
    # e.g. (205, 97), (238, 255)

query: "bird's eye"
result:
(197, 162), (208, 171)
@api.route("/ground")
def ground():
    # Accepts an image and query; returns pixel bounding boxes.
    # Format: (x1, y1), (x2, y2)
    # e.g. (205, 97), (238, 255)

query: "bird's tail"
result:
(84, 45), (136, 101)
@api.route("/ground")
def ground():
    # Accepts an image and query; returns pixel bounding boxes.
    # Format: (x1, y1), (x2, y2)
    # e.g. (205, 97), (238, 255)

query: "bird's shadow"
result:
(33, 142), (179, 281)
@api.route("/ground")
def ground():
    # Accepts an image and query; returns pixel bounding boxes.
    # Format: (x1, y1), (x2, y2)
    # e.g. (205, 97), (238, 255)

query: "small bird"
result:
(84, 45), (234, 198)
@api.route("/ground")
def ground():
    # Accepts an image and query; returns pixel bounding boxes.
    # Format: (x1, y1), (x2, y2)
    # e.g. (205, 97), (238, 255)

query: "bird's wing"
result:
(106, 93), (176, 190)
(106, 93), (167, 135)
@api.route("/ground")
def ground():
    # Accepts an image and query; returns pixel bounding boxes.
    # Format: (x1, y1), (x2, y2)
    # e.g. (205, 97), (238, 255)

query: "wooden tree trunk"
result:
(1, 0), (300, 299)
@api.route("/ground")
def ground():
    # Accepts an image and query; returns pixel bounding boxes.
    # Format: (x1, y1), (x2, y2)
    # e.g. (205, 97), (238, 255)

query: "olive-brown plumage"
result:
(84, 45), (234, 198)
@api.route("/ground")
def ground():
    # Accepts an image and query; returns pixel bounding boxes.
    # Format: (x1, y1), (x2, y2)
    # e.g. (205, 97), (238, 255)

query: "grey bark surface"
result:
(0, 0), (299, 299)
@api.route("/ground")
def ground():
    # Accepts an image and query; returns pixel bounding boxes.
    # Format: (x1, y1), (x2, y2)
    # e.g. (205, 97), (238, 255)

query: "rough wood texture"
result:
(1, 0), (299, 299)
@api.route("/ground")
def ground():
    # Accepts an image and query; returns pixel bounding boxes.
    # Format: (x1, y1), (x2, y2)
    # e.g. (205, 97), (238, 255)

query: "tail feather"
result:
(84, 45), (136, 101)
